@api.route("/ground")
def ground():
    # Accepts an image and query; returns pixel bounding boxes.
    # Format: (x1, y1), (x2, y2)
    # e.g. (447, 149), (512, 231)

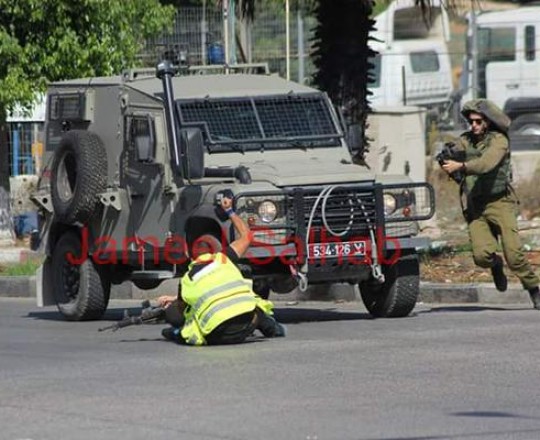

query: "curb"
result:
(419, 281), (532, 304)
(0, 275), (532, 305)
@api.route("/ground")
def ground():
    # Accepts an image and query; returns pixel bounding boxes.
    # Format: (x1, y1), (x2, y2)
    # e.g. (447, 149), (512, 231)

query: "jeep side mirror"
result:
(346, 123), (363, 154)
(180, 127), (204, 179)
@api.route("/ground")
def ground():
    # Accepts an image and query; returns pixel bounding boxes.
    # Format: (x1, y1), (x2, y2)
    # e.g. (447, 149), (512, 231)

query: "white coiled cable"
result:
(295, 185), (384, 289)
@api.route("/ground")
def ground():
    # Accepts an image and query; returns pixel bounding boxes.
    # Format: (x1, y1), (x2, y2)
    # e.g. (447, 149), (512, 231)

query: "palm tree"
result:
(310, 0), (376, 164)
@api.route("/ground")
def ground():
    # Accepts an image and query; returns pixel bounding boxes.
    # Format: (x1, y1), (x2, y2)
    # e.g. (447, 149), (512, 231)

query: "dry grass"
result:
(513, 167), (540, 220)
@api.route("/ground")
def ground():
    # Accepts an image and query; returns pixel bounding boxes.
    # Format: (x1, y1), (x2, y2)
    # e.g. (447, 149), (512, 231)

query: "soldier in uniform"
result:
(442, 99), (540, 310)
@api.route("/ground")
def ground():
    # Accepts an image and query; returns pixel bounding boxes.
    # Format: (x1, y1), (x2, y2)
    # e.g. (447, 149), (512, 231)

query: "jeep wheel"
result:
(269, 275), (297, 294)
(133, 279), (163, 290)
(52, 231), (110, 320)
(359, 250), (419, 318)
(51, 130), (107, 224)
(253, 280), (271, 300)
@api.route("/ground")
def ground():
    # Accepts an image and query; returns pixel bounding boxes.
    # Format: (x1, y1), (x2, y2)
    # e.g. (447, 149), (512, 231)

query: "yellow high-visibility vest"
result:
(180, 252), (273, 345)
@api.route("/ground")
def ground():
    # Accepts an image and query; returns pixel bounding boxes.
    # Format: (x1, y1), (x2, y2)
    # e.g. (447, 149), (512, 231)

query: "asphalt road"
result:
(1, 298), (540, 440)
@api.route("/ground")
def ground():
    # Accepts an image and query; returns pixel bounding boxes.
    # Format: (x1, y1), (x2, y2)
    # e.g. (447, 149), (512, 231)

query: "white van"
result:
(460, 6), (540, 148)
(369, 0), (454, 114)
(369, 38), (453, 110)
(461, 6), (540, 111)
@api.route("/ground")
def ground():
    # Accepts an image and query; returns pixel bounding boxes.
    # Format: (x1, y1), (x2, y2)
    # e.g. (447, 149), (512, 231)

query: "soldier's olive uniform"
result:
(456, 100), (539, 290)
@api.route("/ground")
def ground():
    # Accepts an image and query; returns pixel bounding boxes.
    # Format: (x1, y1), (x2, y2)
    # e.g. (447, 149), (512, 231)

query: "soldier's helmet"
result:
(461, 99), (511, 134)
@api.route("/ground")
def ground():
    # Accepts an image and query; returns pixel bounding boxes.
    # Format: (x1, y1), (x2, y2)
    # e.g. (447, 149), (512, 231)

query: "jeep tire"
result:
(52, 231), (110, 320)
(359, 250), (419, 318)
(51, 130), (107, 224)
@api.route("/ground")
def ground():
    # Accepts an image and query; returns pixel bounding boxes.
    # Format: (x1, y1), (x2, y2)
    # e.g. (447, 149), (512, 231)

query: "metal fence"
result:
(140, 5), (318, 84)
(6, 122), (44, 177)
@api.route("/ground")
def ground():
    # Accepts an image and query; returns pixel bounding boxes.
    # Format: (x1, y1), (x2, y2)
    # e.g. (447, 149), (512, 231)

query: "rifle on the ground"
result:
(98, 300), (166, 332)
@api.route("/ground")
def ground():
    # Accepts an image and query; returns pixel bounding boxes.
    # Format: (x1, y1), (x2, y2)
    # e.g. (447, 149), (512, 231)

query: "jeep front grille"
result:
(286, 186), (379, 241)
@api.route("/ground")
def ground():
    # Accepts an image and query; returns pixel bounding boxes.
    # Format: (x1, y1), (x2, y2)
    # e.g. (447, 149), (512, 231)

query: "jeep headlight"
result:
(382, 183), (435, 222)
(236, 195), (286, 226)
(235, 194), (287, 245)
(383, 193), (397, 216)
(257, 200), (278, 223)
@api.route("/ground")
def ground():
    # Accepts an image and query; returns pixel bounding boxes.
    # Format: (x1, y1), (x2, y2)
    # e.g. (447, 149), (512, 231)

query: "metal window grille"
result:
(177, 94), (339, 143)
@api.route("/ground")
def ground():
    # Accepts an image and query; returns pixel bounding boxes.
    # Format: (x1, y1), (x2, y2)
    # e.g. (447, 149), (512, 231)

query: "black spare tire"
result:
(51, 130), (107, 224)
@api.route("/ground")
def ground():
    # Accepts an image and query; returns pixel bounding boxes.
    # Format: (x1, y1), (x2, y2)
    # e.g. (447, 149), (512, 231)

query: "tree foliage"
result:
(0, 0), (175, 113)
(0, 0), (175, 241)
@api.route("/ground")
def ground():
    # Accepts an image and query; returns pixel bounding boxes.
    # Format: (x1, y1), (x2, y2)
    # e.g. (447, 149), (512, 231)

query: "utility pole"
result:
(471, 5), (478, 100)
(297, 6), (305, 83)
(0, 110), (15, 246)
(201, 0), (207, 65)
(286, 0), (290, 80)
(223, 0), (230, 70)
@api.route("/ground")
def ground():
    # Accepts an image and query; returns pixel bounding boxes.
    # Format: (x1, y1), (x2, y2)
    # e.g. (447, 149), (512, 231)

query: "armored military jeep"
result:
(31, 60), (435, 321)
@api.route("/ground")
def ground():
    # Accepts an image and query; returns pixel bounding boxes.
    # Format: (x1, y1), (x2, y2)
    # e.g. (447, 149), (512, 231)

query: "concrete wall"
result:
(365, 106), (427, 183)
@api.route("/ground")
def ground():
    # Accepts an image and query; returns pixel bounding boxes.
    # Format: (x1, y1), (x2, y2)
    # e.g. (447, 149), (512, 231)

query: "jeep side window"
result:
(127, 115), (156, 163)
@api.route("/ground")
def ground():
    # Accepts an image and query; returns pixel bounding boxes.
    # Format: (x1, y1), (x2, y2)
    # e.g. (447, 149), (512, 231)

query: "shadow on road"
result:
(26, 307), (148, 322)
(27, 305), (370, 324)
(418, 305), (532, 313)
(451, 410), (539, 420)
(274, 307), (370, 324)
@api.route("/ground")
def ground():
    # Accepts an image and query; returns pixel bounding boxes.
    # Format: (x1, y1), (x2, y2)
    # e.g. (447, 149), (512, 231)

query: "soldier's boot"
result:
(528, 287), (540, 310)
(490, 254), (507, 292)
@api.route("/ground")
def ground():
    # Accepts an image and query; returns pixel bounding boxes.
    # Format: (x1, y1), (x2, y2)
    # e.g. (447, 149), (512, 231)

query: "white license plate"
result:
(308, 241), (366, 259)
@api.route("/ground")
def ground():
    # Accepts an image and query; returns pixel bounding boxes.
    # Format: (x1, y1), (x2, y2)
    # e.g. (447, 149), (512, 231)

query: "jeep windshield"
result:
(175, 92), (342, 152)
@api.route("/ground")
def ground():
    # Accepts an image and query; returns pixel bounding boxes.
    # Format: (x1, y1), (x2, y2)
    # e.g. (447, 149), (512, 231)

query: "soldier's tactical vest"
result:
(462, 132), (511, 200)
(180, 253), (273, 345)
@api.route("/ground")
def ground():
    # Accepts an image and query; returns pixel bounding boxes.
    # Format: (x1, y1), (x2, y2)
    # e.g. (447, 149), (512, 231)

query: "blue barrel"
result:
(207, 43), (225, 65)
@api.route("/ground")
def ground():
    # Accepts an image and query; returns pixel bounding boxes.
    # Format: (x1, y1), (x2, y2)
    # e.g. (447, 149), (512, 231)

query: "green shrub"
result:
(0, 260), (42, 276)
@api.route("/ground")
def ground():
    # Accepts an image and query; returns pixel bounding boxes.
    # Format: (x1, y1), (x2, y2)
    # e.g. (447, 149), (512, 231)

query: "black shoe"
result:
(161, 327), (181, 343)
(528, 287), (540, 310)
(490, 255), (507, 292)
(257, 314), (287, 338)
(274, 322), (287, 337)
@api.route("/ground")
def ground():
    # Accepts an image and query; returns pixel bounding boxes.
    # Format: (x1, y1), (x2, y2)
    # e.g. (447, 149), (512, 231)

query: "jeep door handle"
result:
(506, 83), (519, 90)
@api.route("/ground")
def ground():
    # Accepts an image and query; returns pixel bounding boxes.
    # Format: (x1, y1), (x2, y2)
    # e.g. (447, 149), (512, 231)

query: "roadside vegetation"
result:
(0, 259), (41, 276)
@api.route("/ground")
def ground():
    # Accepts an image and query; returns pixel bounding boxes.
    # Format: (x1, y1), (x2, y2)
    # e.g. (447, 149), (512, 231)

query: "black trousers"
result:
(164, 300), (281, 344)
